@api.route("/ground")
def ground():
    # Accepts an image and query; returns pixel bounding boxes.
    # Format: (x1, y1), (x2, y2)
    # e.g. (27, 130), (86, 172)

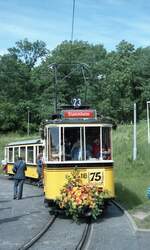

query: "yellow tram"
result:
(5, 139), (44, 179)
(42, 105), (115, 206)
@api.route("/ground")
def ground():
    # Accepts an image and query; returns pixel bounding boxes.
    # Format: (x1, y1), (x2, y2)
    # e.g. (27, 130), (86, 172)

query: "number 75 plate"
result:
(88, 170), (104, 184)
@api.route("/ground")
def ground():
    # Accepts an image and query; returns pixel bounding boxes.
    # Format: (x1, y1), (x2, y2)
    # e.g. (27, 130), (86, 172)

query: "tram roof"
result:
(43, 120), (112, 127)
(6, 138), (42, 146)
(40, 108), (117, 129)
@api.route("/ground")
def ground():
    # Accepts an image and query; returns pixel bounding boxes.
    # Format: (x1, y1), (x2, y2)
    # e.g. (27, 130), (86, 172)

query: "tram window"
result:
(8, 147), (13, 162)
(39, 146), (43, 154)
(102, 127), (111, 160)
(85, 127), (100, 160)
(36, 145), (43, 159)
(85, 126), (111, 160)
(14, 147), (19, 162)
(6, 148), (8, 162)
(60, 126), (112, 162)
(70, 128), (82, 161)
(61, 127), (84, 161)
(20, 147), (25, 161)
(48, 127), (59, 161)
(27, 146), (33, 163)
(61, 127), (73, 161)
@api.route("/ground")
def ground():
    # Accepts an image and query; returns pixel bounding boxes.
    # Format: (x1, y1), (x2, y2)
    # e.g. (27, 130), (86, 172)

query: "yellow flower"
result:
(72, 202), (77, 209)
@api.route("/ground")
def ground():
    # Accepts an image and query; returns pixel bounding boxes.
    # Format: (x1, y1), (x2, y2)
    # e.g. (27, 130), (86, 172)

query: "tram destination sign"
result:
(62, 109), (97, 119)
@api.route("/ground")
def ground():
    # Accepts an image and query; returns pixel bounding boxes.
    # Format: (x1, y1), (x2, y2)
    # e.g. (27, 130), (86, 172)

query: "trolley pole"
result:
(147, 101), (150, 144)
(81, 66), (88, 104)
(49, 63), (58, 113)
(133, 103), (137, 160)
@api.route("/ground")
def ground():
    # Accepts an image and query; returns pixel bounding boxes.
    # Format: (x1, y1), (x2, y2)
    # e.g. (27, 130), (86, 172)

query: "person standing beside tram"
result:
(13, 157), (27, 200)
(37, 153), (44, 187)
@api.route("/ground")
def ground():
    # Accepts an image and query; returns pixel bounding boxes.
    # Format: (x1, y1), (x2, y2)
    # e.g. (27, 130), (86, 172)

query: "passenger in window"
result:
(107, 147), (111, 160)
(92, 138), (100, 158)
(71, 139), (81, 160)
(102, 144), (111, 160)
(102, 144), (108, 159)
(86, 144), (92, 159)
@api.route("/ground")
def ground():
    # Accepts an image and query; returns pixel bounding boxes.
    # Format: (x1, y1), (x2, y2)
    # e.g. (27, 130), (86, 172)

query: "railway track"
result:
(17, 213), (92, 250)
(75, 219), (92, 250)
(17, 215), (57, 250)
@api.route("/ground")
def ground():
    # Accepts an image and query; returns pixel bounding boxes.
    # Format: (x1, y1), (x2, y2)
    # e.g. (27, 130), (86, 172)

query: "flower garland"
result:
(56, 169), (110, 221)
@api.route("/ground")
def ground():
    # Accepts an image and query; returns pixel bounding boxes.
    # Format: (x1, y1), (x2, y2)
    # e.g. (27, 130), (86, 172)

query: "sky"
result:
(0, 0), (150, 55)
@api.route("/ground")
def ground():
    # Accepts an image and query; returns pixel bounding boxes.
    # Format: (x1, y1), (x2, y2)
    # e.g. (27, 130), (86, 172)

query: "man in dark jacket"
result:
(13, 157), (27, 200)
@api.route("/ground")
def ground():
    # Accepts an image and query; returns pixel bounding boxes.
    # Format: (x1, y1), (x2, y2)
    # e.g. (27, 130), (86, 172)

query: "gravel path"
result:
(1, 175), (150, 250)
(0, 175), (49, 250)
(88, 203), (150, 250)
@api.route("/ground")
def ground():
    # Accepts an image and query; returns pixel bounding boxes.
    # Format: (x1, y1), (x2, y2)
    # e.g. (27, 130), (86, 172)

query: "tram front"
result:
(43, 107), (115, 206)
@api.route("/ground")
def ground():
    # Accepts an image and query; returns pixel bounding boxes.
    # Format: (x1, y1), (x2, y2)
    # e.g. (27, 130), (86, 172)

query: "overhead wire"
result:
(71, 0), (76, 43)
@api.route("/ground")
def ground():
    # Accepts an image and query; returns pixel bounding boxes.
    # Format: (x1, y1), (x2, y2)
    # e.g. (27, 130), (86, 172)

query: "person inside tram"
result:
(102, 144), (111, 160)
(92, 138), (100, 158)
(92, 139), (111, 160)
(86, 144), (92, 159)
(71, 139), (81, 160)
(102, 144), (109, 159)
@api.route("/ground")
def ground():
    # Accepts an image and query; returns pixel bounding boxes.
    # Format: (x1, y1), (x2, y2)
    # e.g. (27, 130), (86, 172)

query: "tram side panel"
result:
(7, 163), (38, 179)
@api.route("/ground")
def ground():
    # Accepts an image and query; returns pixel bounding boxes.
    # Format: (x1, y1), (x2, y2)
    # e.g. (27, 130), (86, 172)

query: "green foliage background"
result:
(0, 38), (150, 132)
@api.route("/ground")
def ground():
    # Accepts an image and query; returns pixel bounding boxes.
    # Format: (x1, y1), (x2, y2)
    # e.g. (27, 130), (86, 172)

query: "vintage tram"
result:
(5, 138), (44, 179)
(3, 103), (115, 206)
(42, 104), (115, 206)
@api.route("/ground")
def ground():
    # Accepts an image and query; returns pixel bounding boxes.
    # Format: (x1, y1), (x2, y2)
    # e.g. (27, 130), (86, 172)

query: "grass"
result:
(113, 120), (150, 229)
(0, 121), (150, 228)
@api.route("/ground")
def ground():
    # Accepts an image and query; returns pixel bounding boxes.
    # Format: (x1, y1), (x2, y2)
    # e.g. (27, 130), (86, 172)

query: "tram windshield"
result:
(46, 125), (112, 162)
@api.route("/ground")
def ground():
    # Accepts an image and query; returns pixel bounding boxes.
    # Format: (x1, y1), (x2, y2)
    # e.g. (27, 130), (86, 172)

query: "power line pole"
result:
(27, 107), (30, 136)
(147, 101), (150, 144)
(133, 103), (137, 160)
(54, 64), (58, 113)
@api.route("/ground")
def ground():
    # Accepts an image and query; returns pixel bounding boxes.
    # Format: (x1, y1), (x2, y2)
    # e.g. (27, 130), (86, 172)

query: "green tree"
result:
(101, 40), (136, 122)
(45, 40), (107, 106)
(8, 38), (48, 68)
